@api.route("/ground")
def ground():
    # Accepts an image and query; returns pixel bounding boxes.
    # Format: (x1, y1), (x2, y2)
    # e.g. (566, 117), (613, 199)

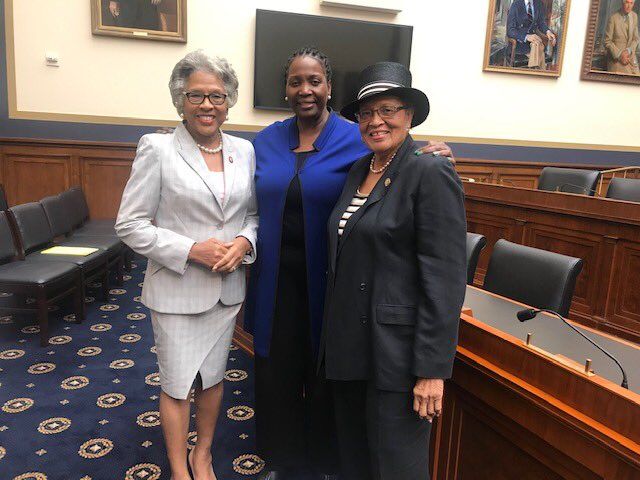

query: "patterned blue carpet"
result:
(0, 259), (264, 480)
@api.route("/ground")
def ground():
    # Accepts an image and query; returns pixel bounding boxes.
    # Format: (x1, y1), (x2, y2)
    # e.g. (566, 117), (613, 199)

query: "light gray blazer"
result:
(115, 123), (258, 314)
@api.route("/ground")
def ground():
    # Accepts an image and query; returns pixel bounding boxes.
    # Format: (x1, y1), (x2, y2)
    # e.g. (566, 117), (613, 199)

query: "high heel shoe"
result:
(188, 447), (217, 480)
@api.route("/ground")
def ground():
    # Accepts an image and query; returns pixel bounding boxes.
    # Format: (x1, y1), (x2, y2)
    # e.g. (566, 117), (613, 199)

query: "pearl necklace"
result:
(196, 131), (223, 154)
(369, 150), (398, 174)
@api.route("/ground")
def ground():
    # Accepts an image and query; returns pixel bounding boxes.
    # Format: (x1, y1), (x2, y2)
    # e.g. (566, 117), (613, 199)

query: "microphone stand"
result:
(518, 308), (629, 389)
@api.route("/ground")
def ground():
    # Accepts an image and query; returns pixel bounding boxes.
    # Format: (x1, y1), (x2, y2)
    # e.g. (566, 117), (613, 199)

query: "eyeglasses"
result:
(355, 105), (409, 123)
(183, 91), (227, 106)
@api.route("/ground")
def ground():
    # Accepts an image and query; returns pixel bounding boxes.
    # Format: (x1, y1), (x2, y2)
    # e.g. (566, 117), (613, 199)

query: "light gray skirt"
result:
(150, 302), (241, 400)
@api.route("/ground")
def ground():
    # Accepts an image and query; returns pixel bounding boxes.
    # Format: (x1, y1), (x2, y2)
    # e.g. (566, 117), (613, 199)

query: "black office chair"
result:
(466, 232), (487, 285)
(537, 167), (600, 196)
(59, 186), (116, 234)
(605, 178), (640, 203)
(40, 195), (125, 285)
(58, 186), (133, 271)
(0, 211), (83, 346)
(483, 239), (583, 317)
(0, 184), (8, 211)
(9, 202), (111, 306)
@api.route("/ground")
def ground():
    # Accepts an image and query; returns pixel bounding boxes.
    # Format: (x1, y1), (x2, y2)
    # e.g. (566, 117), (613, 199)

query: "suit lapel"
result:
(221, 133), (237, 210)
(329, 156), (369, 273)
(336, 136), (417, 258)
(174, 123), (224, 214)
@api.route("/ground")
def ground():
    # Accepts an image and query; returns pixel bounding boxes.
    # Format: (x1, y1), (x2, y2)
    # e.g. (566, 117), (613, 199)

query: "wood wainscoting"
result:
(454, 158), (611, 191)
(0, 138), (135, 218)
(0, 137), (622, 214)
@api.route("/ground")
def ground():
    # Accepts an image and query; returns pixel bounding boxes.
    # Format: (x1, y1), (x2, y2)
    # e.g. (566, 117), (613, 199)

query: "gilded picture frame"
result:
(90, 0), (187, 43)
(581, 0), (640, 85)
(483, 0), (572, 77)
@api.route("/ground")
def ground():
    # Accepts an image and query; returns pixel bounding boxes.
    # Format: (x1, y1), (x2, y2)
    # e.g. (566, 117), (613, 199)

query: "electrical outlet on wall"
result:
(45, 52), (60, 67)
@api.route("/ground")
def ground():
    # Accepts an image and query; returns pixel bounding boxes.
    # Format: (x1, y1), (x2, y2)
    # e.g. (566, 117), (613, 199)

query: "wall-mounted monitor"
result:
(254, 9), (413, 112)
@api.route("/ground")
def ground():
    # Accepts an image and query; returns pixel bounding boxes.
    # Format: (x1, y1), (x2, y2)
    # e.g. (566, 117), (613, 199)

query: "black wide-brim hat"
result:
(340, 62), (430, 128)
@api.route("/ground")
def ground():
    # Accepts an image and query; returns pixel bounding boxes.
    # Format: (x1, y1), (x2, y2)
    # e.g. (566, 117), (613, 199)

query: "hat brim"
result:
(340, 87), (430, 128)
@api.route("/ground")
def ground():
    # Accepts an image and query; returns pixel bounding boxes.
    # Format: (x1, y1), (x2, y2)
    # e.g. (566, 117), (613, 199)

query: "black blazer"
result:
(320, 136), (467, 392)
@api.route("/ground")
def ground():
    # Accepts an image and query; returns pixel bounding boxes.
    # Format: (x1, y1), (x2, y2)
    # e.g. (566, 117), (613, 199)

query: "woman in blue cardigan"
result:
(243, 47), (453, 480)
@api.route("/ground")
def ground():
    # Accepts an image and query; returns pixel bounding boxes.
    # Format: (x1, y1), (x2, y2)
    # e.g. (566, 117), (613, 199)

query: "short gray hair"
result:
(169, 50), (239, 115)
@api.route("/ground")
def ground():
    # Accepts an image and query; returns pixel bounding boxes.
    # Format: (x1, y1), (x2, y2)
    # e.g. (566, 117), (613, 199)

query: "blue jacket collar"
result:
(287, 109), (339, 151)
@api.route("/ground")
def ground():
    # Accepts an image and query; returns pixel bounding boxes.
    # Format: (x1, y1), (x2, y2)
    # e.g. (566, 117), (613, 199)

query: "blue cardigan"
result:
(244, 112), (369, 358)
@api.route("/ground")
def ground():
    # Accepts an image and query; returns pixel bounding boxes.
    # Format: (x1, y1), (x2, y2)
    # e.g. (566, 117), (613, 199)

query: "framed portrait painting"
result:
(483, 0), (572, 77)
(90, 0), (187, 43)
(581, 0), (640, 85)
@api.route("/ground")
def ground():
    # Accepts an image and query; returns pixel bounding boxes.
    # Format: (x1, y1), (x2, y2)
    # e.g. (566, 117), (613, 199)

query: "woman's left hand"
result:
(213, 236), (251, 273)
(415, 141), (456, 164)
(413, 378), (444, 423)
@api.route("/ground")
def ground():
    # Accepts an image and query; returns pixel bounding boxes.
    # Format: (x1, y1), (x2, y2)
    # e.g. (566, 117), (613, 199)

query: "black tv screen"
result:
(254, 9), (413, 112)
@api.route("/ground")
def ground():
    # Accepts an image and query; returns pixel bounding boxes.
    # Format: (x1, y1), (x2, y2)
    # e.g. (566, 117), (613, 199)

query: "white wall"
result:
(8, 0), (640, 147)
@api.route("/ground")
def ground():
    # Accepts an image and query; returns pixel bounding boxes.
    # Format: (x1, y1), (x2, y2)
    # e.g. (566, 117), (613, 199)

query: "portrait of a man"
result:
(582, 0), (640, 83)
(604, 0), (639, 74)
(484, 0), (571, 76)
(91, 0), (186, 43)
(507, 0), (557, 69)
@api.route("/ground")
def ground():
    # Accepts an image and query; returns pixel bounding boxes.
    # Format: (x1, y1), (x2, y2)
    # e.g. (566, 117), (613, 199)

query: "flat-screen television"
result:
(254, 9), (413, 112)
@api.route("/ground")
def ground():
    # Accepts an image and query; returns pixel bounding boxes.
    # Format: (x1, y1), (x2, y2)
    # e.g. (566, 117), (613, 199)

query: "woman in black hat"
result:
(320, 62), (467, 480)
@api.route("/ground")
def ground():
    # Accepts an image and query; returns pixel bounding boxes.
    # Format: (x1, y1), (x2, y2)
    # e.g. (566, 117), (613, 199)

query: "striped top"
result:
(338, 190), (368, 236)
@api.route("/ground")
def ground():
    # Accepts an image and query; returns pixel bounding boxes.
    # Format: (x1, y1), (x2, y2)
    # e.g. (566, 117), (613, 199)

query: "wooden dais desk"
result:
(431, 287), (640, 479)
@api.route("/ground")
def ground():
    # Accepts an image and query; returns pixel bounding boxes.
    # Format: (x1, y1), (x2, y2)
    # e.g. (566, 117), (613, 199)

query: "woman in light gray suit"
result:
(116, 50), (258, 480)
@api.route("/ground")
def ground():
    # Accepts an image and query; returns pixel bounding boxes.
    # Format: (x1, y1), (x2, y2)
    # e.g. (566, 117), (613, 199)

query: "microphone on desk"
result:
(517, 308), (629, 389)
(555, 183), (598, 195)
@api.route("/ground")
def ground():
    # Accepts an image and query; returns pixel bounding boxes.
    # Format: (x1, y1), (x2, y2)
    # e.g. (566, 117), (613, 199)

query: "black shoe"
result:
(257, 470), (282, 480)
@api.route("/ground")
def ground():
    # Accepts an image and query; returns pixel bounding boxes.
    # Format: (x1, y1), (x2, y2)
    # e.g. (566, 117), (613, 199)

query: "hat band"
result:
(357, 81), (404, 100)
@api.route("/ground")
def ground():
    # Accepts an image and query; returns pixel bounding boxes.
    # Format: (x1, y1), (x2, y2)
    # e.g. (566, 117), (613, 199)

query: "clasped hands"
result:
(525, 30), (556, 47)
(413, 378), (444, 423)
(188, 236), (250, 273)
(620, 50), (631, 66)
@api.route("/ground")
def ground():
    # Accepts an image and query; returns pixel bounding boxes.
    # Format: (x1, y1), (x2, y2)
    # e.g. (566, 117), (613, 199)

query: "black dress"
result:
(254, 151), (338, 473)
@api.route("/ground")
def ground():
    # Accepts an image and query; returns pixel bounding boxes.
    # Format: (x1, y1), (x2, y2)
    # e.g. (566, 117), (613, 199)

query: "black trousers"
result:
(254, 246), (338, 472)
(332, 380), (431, 480)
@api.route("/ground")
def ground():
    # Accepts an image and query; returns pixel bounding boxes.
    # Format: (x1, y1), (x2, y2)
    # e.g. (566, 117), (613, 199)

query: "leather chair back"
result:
(68, 186), (90, 222)
(59, 188), (86, 228)
(537, 167), (600, 196)
(466, 232), (487, 285)
(0, 184), (8, 211)
(0, 211), (17, 264)
(483, 239), (583, 317)
(9, 203), (54, 255)
(605, 178), (640, 203)
(40, 195), (73, 238)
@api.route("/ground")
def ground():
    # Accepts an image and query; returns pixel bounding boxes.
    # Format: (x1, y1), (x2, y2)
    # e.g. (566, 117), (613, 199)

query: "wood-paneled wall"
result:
(1, 137), (629, 215)
(0, 138), (135, 218)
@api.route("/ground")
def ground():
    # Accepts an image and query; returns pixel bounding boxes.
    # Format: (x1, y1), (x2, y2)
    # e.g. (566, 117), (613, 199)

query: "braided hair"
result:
(284, 46), (333, 83)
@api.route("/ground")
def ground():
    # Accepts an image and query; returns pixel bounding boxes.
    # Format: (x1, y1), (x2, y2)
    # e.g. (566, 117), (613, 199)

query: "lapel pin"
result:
(228, 156), (233, 163)
(384, 178), (391, 187)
